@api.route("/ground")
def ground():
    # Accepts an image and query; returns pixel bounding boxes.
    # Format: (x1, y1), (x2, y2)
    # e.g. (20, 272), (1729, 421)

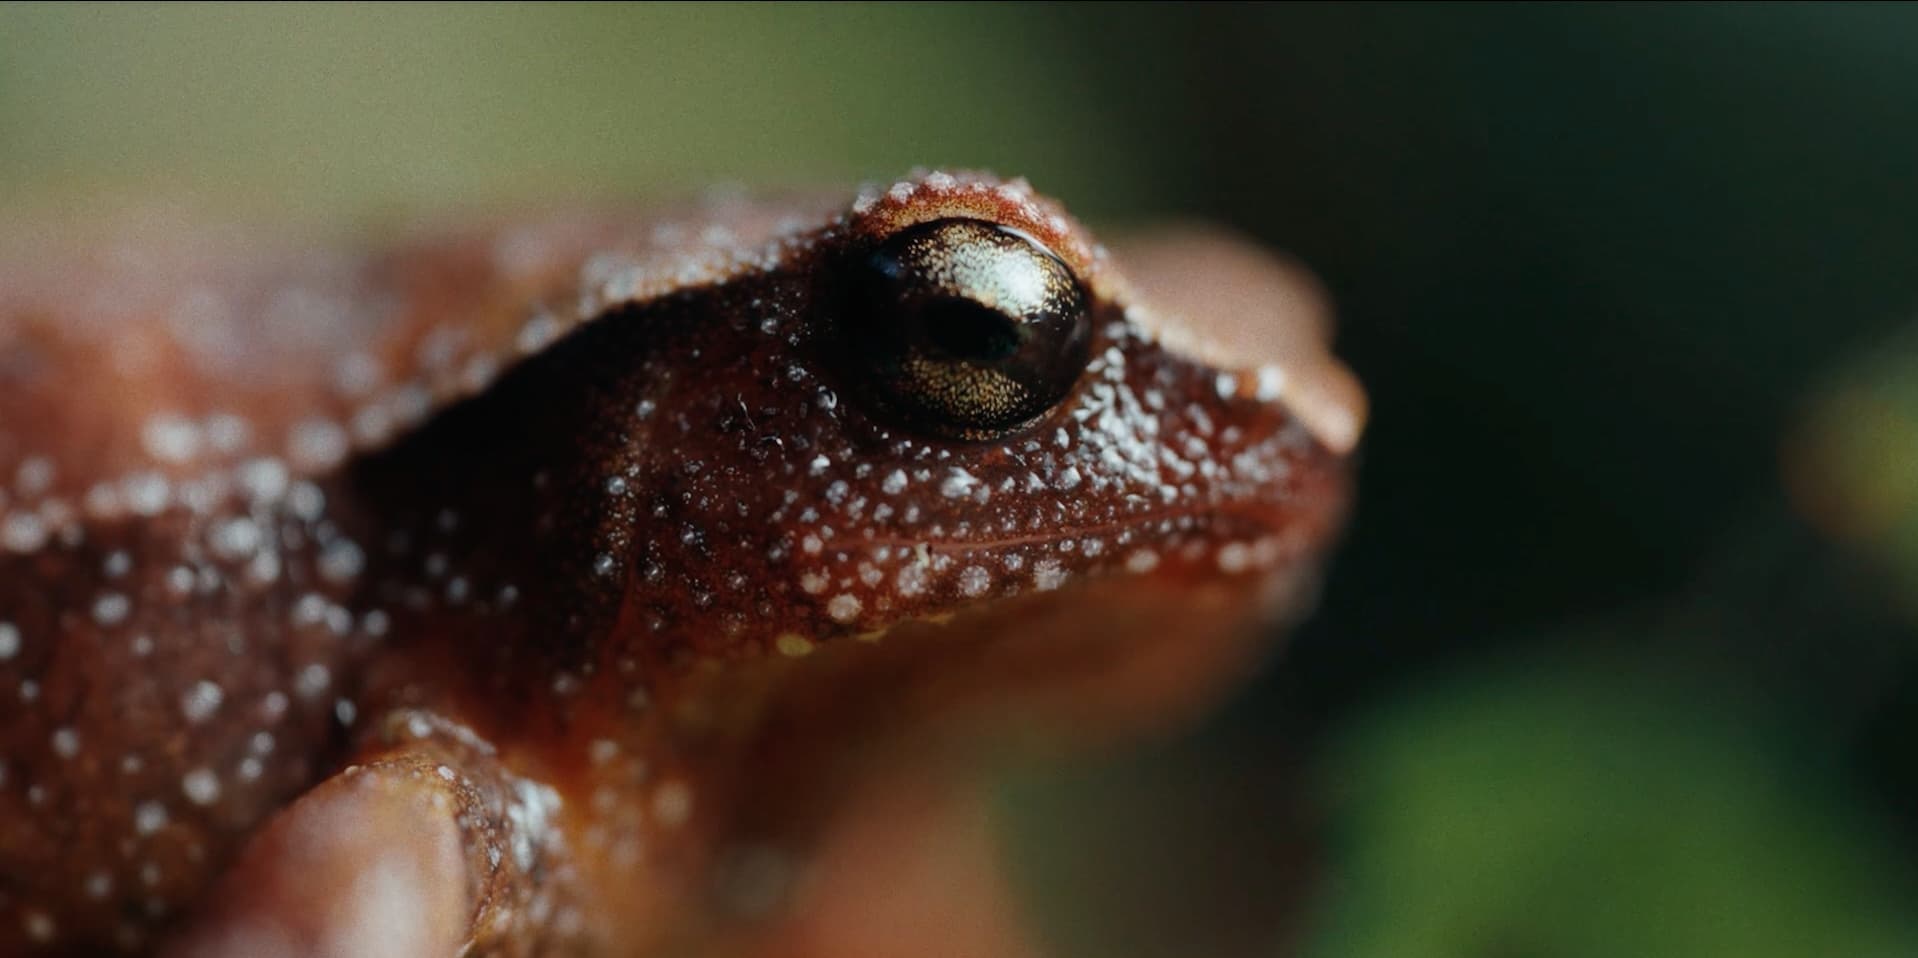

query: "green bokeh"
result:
(1305, 660), (1918, 958)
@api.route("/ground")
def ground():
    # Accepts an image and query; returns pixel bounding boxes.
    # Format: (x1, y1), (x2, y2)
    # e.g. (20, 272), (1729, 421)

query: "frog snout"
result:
(1112, 226), (1367, 455)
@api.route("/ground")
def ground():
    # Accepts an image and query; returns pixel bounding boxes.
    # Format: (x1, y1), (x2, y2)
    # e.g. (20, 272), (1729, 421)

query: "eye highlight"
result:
(843, 219), (1091, 439)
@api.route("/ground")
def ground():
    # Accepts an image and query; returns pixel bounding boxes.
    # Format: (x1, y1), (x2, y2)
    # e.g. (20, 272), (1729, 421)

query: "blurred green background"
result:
(7, 4), (1918, 956)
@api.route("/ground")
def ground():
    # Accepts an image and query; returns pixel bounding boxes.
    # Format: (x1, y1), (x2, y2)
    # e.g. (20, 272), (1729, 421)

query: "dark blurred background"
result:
(6, 5), (1918, 956)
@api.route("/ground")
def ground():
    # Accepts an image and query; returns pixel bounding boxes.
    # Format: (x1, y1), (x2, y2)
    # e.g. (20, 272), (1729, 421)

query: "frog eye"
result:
(843, 219), (1092, 439)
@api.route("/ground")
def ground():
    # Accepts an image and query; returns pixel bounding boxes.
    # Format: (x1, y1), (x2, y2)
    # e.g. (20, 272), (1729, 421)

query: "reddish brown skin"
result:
(0, 172), (1355, 956)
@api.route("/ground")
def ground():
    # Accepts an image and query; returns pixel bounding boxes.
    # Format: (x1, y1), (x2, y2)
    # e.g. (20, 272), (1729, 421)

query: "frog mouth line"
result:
(853, 496), (1317, 559)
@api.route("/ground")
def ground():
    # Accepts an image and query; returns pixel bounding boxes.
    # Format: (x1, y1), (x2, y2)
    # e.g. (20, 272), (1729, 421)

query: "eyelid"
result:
(846, 171), (1119, 304)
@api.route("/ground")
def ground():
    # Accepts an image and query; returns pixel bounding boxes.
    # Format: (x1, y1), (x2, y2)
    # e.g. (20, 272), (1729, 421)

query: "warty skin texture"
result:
(0, 171), (1361, 956)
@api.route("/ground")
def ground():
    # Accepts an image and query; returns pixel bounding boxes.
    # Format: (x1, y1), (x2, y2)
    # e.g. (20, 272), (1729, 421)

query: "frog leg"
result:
(163, 709), (574, 958)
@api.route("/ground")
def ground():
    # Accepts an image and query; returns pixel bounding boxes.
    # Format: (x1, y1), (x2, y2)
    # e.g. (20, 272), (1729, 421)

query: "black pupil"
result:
(922, 299), (1022, 362)
(843, 219), (1092, 438)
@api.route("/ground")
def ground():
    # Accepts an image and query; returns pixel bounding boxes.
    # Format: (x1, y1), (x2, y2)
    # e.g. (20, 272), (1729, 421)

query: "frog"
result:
(0, 170), (1364, 957)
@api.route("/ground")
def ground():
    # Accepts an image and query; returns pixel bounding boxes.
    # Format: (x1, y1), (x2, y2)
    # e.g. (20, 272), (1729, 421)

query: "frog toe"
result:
(161, 757), (473, 958)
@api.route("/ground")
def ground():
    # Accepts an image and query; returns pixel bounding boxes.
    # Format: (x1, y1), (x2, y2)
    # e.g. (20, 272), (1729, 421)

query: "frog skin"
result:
(0, 171), (1364, 957)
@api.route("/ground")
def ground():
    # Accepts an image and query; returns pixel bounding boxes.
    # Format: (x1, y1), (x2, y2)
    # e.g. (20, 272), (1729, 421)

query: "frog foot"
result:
(163, 711), (571, 958)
